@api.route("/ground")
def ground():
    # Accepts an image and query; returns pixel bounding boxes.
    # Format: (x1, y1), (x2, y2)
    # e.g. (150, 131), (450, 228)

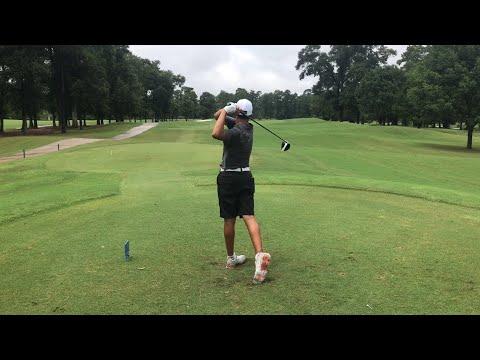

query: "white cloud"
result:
(129, 45), (407, 97)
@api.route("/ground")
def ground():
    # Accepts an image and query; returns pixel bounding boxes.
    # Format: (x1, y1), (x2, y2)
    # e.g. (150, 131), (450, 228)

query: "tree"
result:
(401, 45), (480, 147)
(8, 46), (49, 134)
(88, 47), (110, 125)
(107, 49), (144, 122)
(397, 45), (430, 71)
(199, 92), (216, 119)
(249, 90), (262, 117)
(356, 66), (406, 125)
(172, 74), (185, 89)
(296, 45), (396, 121)
(448, 45), (480, 148)
(405, 61), (449, 129)
(177, 87), (198, 120)
(69, 46), (111, 128)
(151, 70), (176, 121)
(258, 92), (275, 119)
(216, 90), (235, 110)
(268, 90), (297, 119)
(272, 90), (284, 119)
(166, 73), (186, 120)
(234, 88), (249, 101)
(96, 45), (130, 123)
(49, 45), (81, 133)
(296, 90), (313, 118)
(0, 46), (13, 133)
(170, 89), (182, 120)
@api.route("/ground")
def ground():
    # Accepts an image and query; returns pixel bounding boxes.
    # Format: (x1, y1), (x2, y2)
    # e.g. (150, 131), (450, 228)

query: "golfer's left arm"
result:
(212, 109), (227, 140)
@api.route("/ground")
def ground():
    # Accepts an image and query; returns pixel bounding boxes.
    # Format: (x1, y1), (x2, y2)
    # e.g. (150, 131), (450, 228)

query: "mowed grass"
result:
(1, 119), (480, 314)
(0, 121), (140, 157)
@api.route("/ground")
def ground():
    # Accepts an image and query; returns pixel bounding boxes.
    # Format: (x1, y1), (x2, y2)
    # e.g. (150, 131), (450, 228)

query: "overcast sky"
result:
(129, 45), (408, 96)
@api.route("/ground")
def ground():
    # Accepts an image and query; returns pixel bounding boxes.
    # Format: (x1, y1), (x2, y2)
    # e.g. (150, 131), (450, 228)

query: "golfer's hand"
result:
(223, 102), (237, 114)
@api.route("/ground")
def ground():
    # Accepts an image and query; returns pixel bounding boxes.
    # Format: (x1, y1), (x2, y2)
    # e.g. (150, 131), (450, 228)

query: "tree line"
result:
(296, 45), (480, 149)
(202, 88), (317, 120)
(0, 45), (186, 134)
(2, 45), (479, 149)
(0, 45), (319, 135)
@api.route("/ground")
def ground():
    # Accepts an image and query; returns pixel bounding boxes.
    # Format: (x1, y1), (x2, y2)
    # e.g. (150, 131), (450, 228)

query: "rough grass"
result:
(1, 119), (480, 314)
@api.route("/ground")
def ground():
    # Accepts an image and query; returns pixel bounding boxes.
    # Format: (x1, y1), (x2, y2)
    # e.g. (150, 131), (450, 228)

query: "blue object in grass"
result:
(124, 240), (130, 261)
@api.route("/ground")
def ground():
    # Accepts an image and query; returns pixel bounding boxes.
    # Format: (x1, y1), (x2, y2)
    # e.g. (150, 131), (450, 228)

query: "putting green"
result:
(1, 119), (480, 314)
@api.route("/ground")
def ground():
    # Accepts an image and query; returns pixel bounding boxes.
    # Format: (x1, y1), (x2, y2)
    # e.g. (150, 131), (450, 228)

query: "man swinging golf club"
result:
(212, 99), (271, 284)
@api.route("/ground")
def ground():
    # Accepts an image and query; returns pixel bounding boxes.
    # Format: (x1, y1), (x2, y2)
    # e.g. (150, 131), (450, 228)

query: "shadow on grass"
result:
(0, 127), (57, 136)
(416, 142), (480, 153)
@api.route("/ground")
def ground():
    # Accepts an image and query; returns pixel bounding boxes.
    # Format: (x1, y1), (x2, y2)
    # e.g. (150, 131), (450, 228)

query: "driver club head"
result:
(281, 141), (291, 152)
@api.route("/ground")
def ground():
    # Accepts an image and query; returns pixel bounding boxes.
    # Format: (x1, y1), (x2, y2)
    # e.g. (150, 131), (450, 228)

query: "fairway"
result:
(1, 119), (480, 314)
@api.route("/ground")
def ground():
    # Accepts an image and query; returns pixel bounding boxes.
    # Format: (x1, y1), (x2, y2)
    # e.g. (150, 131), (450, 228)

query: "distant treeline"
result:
(296, 45), (480, 149)
(0, 45), (188, 134)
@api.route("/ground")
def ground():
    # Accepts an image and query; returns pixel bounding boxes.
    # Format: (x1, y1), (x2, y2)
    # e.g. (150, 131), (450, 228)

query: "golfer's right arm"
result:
(214, 109), (222, 120)
(212, 109), (227, 140)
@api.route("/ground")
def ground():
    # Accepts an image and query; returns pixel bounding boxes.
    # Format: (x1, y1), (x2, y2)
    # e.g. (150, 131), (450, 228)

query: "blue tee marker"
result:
(124, 240), (130, 261)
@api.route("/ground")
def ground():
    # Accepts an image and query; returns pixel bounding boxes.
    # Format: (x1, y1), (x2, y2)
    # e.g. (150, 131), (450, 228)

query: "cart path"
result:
(0, 122), (158, 164)
(111, 122), (157, 140)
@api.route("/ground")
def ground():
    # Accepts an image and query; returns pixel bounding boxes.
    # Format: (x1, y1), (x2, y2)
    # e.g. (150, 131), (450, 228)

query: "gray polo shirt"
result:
(220, 116), (253, 169)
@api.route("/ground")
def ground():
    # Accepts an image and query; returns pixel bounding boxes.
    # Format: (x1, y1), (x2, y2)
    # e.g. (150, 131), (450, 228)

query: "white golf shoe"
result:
(226, 253), (247, 269)
(253, 252), (271, 284)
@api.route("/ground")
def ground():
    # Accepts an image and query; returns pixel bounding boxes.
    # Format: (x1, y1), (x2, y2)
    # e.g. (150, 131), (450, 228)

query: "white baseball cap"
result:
(237, 99), (253, 117)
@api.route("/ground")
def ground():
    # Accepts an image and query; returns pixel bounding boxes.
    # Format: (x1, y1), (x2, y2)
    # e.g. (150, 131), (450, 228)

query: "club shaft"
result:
(250, 119), (286, 142)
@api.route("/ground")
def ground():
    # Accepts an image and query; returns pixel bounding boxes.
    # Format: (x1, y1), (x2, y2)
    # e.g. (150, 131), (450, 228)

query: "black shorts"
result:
(217, 172), (255, 219)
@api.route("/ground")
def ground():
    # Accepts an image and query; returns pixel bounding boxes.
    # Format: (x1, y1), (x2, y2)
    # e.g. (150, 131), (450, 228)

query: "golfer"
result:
(212, 99), (271, 284)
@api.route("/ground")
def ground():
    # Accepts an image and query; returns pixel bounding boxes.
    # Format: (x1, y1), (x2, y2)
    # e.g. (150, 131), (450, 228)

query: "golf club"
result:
(250, 118), (291, 151)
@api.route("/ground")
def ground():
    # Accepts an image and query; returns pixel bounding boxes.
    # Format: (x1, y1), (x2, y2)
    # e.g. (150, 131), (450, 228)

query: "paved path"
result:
(0, 122), (158, 164)
(111, 122), (158, 140)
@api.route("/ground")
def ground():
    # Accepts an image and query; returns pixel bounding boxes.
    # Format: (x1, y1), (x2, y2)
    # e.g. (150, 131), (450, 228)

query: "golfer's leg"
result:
(242, 215), (263, 254)
(224, 218), (236, 256)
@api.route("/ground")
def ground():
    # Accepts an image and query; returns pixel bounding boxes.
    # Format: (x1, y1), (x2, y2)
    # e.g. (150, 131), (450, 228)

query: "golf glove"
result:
(223, 102), (237, 114)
